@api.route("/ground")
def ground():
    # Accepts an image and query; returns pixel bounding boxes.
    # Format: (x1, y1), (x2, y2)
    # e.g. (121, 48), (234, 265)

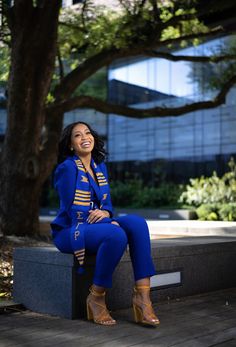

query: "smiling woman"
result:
(51, 121), (159, 327)
(71, 124), (95, 158)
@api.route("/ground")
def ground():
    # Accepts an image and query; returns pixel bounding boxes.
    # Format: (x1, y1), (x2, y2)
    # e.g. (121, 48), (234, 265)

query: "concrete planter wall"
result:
(114, 208), (196, 220)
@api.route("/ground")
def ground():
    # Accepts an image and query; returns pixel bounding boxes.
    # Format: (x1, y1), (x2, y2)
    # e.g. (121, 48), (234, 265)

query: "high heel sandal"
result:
(86, 286), (116, 326)
(133, 285), (160, 326)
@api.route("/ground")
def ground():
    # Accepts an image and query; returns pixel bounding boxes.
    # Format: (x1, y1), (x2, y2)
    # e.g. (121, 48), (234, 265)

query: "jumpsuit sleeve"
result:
(54, 160), (77, 211)
(100, 162), (114, 218)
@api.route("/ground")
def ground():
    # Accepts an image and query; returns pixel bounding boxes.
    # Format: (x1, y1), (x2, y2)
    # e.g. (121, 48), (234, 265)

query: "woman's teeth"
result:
(81, 142), (90, 148)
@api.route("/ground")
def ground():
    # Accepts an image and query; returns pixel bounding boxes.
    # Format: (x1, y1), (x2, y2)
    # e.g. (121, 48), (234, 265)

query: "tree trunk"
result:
(0, 1), (62, 237)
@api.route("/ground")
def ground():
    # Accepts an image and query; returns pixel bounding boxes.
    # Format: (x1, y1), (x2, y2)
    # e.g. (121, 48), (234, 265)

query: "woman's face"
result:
(70, 123), (95, 157)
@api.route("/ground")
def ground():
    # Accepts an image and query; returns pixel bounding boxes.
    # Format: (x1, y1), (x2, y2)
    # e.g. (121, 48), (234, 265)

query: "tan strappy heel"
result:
(133, 285), (160, 326)
(86, 286), (116, 326)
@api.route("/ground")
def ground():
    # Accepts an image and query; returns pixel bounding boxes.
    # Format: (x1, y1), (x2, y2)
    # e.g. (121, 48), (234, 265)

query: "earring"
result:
(70, 147), (74, 151)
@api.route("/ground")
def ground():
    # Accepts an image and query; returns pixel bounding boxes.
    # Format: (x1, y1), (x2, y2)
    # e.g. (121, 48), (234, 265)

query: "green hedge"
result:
(110, 179), (184, 208)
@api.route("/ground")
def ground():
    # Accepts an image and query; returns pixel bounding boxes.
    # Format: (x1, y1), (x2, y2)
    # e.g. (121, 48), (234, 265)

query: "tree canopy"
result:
(1, 0), (236, 117)
(1, 0), (236, 237)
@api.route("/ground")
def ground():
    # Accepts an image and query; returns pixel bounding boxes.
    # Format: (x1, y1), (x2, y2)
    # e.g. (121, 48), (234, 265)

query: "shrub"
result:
(196, 204), (219, 221)
(195, 203), (236, 221)
(218, 203), (236, 221)
(109, 179), (143, 207)
(110, 179), (184, 208)
(179, 157), (236, 207)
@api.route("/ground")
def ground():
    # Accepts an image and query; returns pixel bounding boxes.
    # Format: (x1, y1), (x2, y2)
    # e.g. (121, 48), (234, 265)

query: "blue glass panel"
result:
(170, 146), (195, 158)
(202, 109), (221, 123)
(221, 144), (236, 154)
(203, 122), (221, 145)
(203, 145), (221, 155)
(222, 120), (236, 144)
(170, 125), (194, 147)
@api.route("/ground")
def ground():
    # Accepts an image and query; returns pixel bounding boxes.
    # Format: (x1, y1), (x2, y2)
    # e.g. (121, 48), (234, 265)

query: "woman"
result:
(51, 121), (159, 327)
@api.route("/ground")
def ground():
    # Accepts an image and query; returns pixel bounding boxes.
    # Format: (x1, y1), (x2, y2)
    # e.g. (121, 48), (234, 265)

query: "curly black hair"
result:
(57, 121), (107, 164)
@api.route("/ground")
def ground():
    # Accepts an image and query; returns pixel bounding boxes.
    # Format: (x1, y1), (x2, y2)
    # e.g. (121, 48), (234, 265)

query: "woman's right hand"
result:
(87, 209), (110, 224)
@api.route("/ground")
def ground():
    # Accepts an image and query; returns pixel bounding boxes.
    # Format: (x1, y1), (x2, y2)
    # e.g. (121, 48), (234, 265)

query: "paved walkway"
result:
(1, 288), (236, 347)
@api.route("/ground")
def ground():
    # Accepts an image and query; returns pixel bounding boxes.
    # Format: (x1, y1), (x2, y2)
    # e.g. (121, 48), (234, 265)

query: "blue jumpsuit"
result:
(51, 155), (156, 288)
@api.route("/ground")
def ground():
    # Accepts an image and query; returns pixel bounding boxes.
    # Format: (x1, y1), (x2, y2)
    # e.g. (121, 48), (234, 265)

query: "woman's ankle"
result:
(92, 284), (105, 293)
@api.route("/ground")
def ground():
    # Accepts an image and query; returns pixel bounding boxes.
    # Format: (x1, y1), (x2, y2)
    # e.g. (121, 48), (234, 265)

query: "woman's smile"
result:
(71, 123), (95, 156)
(81, 141), (92, 148)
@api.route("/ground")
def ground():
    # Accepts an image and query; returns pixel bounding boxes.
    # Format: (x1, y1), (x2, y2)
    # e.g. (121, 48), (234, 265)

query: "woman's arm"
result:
(54, 160), (77, 211)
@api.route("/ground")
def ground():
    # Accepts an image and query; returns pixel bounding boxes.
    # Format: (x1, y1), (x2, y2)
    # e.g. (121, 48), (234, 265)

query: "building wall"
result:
(107, 36), (236, 182)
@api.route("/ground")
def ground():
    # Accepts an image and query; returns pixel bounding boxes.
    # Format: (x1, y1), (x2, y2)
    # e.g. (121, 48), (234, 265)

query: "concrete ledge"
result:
(13, 236), (236, 319)
(148, 220), (236, 237)
(114, 208), (196, 220)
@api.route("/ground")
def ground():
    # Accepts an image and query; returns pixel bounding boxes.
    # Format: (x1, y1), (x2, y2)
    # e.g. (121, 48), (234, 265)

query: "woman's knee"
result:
(111, 221), (120, 226)
(106, 225), (128, 247)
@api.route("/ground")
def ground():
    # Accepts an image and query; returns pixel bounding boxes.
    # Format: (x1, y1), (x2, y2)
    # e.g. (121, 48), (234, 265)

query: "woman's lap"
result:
(53, 222), (126, 254)
(53, 214), (148, 254)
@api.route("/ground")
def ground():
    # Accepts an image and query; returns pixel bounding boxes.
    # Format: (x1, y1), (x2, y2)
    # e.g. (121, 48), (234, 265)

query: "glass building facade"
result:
(107, 36), (236, 183)
(1, 36), (236, 185)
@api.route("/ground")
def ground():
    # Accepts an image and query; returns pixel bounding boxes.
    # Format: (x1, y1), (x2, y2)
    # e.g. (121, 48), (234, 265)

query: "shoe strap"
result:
(87, 294), (114, 323)
(89, 286), (106, 297)
(134, 285), (150, 292)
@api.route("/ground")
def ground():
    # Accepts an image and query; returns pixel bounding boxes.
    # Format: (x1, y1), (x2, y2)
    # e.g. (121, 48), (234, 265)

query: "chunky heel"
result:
(86, 286), (116, 326)
(133, 285), (160, 326)
(133, 303), (143, 323)
(86, 301), (93, 321)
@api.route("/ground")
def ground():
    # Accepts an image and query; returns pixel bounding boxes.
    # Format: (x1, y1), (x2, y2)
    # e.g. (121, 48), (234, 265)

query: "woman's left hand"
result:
(87, 209), (110, 224)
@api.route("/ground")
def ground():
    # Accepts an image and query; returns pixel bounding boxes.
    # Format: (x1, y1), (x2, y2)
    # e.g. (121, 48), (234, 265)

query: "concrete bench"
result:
(13, 236), (236, 319)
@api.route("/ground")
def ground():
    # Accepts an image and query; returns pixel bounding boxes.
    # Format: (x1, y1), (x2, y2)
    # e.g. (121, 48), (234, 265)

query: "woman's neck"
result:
(77, 153), (92, 170)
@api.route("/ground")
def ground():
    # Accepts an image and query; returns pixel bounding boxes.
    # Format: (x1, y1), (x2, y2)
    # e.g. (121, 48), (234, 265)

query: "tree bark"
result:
(0, 1), (61, 237)
(48, 73), (236, 118)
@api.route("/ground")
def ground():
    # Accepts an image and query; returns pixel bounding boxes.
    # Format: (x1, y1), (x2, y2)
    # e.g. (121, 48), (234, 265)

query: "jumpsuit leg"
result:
(53, 223), (128, 288)
(116, 214), (156, 281)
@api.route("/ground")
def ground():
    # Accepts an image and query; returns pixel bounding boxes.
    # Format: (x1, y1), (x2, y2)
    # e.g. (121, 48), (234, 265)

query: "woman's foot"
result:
(133, 285), (160, 326)
(86, 286), (116, 326)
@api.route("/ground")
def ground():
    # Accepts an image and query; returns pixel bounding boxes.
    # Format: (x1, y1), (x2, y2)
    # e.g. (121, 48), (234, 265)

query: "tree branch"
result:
(53, 48), (132, 99)
(149, 0), (161, 23)
(57, 46), (64, 81)
(144, 50), (236, 63)
(54, 26), (227, 101)
(48, 74), (236, 118)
